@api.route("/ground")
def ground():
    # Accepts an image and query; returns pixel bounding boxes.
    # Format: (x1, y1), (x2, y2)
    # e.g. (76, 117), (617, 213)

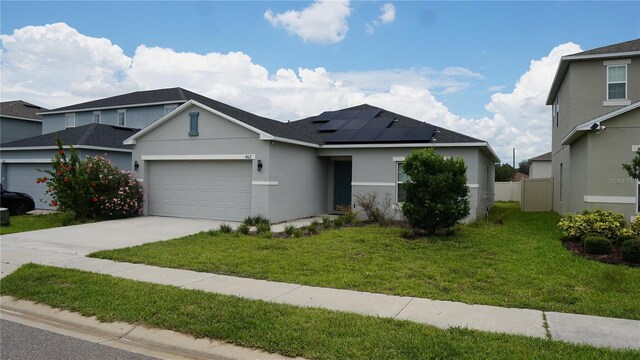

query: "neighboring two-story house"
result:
(0, 100), (46, 144)
(546, 38), (640, 221)
(0, 88), (197, 208)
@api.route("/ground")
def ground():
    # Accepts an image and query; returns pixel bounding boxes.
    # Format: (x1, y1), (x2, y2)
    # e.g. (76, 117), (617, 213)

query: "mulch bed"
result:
(563, 240), (639, 268)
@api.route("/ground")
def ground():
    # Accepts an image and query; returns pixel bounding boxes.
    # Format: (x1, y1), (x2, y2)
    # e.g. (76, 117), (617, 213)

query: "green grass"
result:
(0, 213), (65, 235)
(1, 264), (637, 360)
(90, 203), (640, 320)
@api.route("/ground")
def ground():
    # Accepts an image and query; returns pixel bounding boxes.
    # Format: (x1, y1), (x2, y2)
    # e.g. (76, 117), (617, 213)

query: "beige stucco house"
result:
(529, 152), (552, 179)
(546, 38), (640, 221)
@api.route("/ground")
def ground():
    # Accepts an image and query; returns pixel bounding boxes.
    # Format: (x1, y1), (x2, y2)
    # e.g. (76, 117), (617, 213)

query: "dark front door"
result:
(333, 161), (352, 211)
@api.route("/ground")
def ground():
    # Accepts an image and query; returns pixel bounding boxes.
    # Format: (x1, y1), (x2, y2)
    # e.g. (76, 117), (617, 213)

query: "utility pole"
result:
(512, 148), (516, 169)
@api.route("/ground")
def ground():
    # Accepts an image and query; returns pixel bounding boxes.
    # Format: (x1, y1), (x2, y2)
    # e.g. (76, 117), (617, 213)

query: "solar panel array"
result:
(313, 107), (437, 143)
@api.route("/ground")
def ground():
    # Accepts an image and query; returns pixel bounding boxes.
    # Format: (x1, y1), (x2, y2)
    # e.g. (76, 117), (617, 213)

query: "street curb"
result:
(0, 296), (303, 360)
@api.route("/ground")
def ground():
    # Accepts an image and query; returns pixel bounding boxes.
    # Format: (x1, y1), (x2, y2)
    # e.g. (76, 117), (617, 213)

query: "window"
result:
(397, 162), (409, 203)
(93, 111), (101, 124)
(554, 95), (559, 127)
(65, 113), (75, 128)
(607, 65), (627, 100)
(117, 109), (126, 126)
(164, 104), (178, 115)
(189, 112), (199, 136)
(559, 163), (563, 203)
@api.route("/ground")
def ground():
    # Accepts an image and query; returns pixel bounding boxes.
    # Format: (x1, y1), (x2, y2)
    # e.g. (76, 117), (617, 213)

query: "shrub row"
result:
(558, 209), (636, 241)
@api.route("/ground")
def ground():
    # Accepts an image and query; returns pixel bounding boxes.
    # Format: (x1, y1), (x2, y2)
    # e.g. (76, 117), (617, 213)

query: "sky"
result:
(1, 1), (639, 163)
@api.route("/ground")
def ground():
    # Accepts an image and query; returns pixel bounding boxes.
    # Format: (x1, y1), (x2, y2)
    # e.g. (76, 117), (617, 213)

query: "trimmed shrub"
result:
(283, 224), (297, 237)
(322, 216), (332, 227)
(236, 223), (250, 235)
(616, 234), (637, 245)
(256, 222), (271, 234)
(401, 149), (470, 235)
(218, 223), (233, 233)
(242, 216), (254, 226)
(333, 216), (345, 228)
(305, 223), (319, 235)
(558, 209), (629, 240)
(583, 235), (612, 255)
(292, 228), (303, 238)
(621, 239), (640, 262)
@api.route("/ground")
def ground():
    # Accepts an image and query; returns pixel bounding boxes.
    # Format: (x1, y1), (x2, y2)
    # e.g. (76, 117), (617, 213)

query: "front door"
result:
(333, 161), (352, 211)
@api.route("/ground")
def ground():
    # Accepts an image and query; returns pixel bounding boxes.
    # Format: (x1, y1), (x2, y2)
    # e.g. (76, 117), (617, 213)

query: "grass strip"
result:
(90, 203), (640, 320)
(0, 213), (67, 235)
(1, 264), (638, 360)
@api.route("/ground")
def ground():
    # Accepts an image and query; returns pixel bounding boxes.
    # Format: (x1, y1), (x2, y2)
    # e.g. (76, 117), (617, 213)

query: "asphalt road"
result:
(0, 319), (159, 360)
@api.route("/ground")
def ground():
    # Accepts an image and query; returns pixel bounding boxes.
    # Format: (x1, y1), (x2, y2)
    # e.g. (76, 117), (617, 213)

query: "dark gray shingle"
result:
(0, 100), (47, 120)
(1, 124), (138, 149)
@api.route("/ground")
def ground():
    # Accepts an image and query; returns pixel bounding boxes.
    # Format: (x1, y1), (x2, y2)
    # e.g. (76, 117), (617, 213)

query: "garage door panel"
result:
(148, 160), (251, 221)
(6, 163), (53, 210)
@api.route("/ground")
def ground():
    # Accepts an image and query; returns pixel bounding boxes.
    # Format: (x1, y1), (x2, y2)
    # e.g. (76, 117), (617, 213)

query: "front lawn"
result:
(1, 264), (637, 360)
(0, 213), (65, 235)
(90, 203), (640, 320)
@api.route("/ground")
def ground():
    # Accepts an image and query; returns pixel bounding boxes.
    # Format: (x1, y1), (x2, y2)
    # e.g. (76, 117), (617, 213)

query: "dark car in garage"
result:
(0, 184), (36, 215)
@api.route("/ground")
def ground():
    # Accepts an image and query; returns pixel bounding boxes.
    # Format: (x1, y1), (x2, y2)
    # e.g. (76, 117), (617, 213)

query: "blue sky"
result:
(1, 1), (639, 160)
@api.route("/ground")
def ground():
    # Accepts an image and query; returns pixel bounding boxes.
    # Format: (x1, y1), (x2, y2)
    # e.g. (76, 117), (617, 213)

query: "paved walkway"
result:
(1, 218), (639, 350)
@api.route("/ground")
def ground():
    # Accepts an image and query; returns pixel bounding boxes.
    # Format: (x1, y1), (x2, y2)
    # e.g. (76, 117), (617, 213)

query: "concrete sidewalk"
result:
(15, 256), (640, 350)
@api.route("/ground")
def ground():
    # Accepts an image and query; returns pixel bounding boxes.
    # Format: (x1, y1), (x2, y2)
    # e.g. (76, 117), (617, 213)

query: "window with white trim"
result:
(607, 65), (627, 100)
(164, 104), (178, 115)
(553, 94), (559, 127)
(65, 113), (75, 128)
(93, 111), (101, 124)
(397, 162), (409, 203)
(117, 109), (126, 126)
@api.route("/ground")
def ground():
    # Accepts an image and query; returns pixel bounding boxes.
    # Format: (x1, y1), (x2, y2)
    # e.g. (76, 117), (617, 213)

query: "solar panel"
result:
(330, 109), (362, 121)
(318, 119), (348, 132)
(325, 129), (360, 142)
(401, 126), (436, 142)
(350, 128), (385, 142)
(341, 118), (371, 130)
(363, 117), (393, 129)
(313, 110), (340, 122)
(374, 128), (408, 142)
(356, 109), (381, 121)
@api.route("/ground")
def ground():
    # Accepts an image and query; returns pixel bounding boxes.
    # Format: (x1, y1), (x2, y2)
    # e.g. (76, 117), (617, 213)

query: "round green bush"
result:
(621, 239), (640, 262)
(616, 234), (637, 245)
(583, 235), (612, 255)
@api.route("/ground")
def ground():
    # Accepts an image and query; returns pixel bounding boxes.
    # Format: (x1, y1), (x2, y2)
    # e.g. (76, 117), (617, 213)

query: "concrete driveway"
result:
(1, 216), (236, 278)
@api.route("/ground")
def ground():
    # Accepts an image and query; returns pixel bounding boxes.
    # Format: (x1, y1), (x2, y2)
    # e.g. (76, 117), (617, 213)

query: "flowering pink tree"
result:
(38, 138), (143, 220)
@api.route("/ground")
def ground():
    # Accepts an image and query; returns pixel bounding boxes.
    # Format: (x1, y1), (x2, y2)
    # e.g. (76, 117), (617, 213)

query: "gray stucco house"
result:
(547, 38), (640, 221)
(125, 99), (499, 223)
(0, 100), (46, 144)
(0, 88), (211, 209)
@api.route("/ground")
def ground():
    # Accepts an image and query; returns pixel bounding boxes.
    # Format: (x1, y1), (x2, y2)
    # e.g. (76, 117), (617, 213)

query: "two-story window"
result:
(93, 111), (101, 124)
(65, 113), (75, 128)
(604, 60), (631, 106)
(117, 109), (126, 126)
(607, 65), (627, 100)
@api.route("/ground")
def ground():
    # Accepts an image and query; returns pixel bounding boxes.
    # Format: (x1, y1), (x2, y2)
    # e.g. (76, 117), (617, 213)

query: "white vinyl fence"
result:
(495, 181), (521, 202)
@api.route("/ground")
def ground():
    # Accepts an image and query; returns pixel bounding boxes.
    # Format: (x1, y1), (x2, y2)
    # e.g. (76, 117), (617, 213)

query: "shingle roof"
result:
(572, 38), (640, 56)
(529, 151), (551, 161)
(0, 100), (47, 120)
(42, 88), (486, 146)
(289, 104), (483, 144)
(0, 123), (138, 149)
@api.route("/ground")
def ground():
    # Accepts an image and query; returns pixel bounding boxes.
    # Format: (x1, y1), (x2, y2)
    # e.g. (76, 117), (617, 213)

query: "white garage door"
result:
(148, 160), (252, 221)
(5, 163), (53, 209)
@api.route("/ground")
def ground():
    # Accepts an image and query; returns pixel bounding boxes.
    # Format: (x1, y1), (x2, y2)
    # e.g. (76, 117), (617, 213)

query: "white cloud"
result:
(379, 3), (396, 24)
(0, 23), (582, 162)
(366, 2), (396, 35)
(488, 85), (506, 92)
(264, 0), (351, 44)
